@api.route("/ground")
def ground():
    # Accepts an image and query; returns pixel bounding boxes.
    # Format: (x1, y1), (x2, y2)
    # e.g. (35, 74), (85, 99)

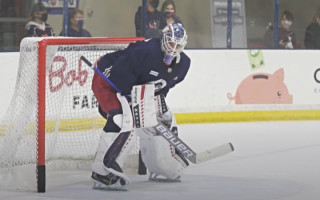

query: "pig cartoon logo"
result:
(227, 68), (293, 104)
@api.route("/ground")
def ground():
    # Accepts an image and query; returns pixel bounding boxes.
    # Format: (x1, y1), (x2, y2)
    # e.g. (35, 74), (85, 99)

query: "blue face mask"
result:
(77, 19), (84, 29)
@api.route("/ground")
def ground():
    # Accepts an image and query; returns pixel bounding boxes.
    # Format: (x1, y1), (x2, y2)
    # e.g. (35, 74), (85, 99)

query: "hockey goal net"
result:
(0, 37), (144, 192)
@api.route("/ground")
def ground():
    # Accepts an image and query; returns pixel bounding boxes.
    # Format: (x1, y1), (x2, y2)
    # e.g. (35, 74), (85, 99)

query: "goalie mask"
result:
(161, 23), (187, 65)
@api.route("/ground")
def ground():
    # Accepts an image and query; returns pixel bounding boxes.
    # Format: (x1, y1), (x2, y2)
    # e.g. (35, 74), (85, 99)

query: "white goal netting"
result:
(0, 37), (142, 191)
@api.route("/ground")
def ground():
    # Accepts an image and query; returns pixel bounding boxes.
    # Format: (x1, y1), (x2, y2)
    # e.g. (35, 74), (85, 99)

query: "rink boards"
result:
(1, 49), (320, 127)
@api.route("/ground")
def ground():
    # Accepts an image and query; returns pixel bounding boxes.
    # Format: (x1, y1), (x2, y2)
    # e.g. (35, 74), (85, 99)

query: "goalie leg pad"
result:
(92, 130), (135, 186)
(137, 129), (188, 180)
(92, 133), (135, 186)
(92, 93), (135, 186)
(103, 131), (136, 174)
(92, 131), (118, 176)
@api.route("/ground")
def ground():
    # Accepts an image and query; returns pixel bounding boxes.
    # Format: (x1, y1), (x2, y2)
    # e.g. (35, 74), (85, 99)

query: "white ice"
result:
(1, 121), (320, 200)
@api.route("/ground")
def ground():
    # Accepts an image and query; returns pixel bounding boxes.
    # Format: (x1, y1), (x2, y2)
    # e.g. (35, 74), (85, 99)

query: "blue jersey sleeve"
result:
(162, 53), (191, 96)
(98, 40), (149, 95)
(108, 51), (138, 94)
(96, 40), (143, 71)
(173, 53), (191, 86)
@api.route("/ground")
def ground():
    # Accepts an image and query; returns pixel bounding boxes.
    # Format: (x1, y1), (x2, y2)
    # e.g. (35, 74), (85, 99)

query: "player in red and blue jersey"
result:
(91, 23), (190, 190)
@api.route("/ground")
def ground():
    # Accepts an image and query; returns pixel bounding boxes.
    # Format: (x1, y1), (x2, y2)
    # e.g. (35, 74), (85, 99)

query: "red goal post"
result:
(0, 37), (144, 193)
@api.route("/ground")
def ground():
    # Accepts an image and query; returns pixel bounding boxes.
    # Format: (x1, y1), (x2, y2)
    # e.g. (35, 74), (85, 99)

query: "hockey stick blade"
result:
(154, 123), (197, 163)
(195, 143), (234, 164)
(154, 123), (234, 164)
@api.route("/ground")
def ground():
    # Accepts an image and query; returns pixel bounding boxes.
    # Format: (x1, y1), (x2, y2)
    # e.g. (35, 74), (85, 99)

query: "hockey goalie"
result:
(91, 23), (191, 190)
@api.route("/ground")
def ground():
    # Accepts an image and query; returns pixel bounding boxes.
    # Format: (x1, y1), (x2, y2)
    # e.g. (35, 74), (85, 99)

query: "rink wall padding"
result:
(1, 49), (320, 125)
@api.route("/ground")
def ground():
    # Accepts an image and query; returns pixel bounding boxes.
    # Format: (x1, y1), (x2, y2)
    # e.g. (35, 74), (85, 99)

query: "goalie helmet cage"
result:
(0, 37), (144, 193)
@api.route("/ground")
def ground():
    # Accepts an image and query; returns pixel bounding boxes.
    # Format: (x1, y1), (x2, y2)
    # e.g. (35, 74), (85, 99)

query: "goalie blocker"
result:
(132, 84), (189, 180)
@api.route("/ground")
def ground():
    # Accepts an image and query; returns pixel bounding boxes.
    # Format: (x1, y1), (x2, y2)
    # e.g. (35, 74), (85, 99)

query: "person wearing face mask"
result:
(160, 0), (183, 29)
(278, 11), (299, 48)
(91, 23), (190, 190)
(25, 3), (55, 37)
(135, 0), (163, 39)
(264, 10), (299, 48)
(304, 8), (320, 49)
(60, 8), (92, 37)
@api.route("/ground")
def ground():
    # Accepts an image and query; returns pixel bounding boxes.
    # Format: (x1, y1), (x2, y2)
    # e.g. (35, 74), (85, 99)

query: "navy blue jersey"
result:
(96, 38), (190, 97)
(59, 28), (92, 37)
(135, 7), (163, 39)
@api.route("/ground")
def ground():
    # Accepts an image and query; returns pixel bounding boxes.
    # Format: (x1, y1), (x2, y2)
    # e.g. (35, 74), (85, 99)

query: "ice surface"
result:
(1, 121), (320, 200)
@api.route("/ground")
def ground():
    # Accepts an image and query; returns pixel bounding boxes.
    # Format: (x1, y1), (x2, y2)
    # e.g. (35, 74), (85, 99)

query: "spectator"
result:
(304, 8), (320, 49)
(135, 0), (162, 39)
(60, 8), (92, 37)
(160, 0), (183, 29)
(25, 2), (55, 37)
(264, 10), (299, 48)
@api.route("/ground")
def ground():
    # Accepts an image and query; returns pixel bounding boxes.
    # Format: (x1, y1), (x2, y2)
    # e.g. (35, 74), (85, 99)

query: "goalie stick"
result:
(154, 122), (234, 164)
(80, 56), (234, 164)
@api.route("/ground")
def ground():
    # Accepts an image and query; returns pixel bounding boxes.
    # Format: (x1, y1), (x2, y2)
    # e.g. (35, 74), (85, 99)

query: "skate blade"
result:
(92, 180), (128, 191)
(148, 174), (181, 183)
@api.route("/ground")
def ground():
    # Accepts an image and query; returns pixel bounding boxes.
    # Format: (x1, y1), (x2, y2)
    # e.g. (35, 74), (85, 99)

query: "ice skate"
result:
(148, 172), (181, 183)
(92, 172), (128, 191)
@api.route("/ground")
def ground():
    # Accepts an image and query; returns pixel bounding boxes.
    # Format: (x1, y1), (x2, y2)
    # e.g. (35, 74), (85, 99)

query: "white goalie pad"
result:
(108, 94), (136, 174)
(131, 84), (157, 128)
(91, 131), (119, 176)
(136, 128), (188, 179)
(117, 93), (134, 133)
(92, 93), (135, 182)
